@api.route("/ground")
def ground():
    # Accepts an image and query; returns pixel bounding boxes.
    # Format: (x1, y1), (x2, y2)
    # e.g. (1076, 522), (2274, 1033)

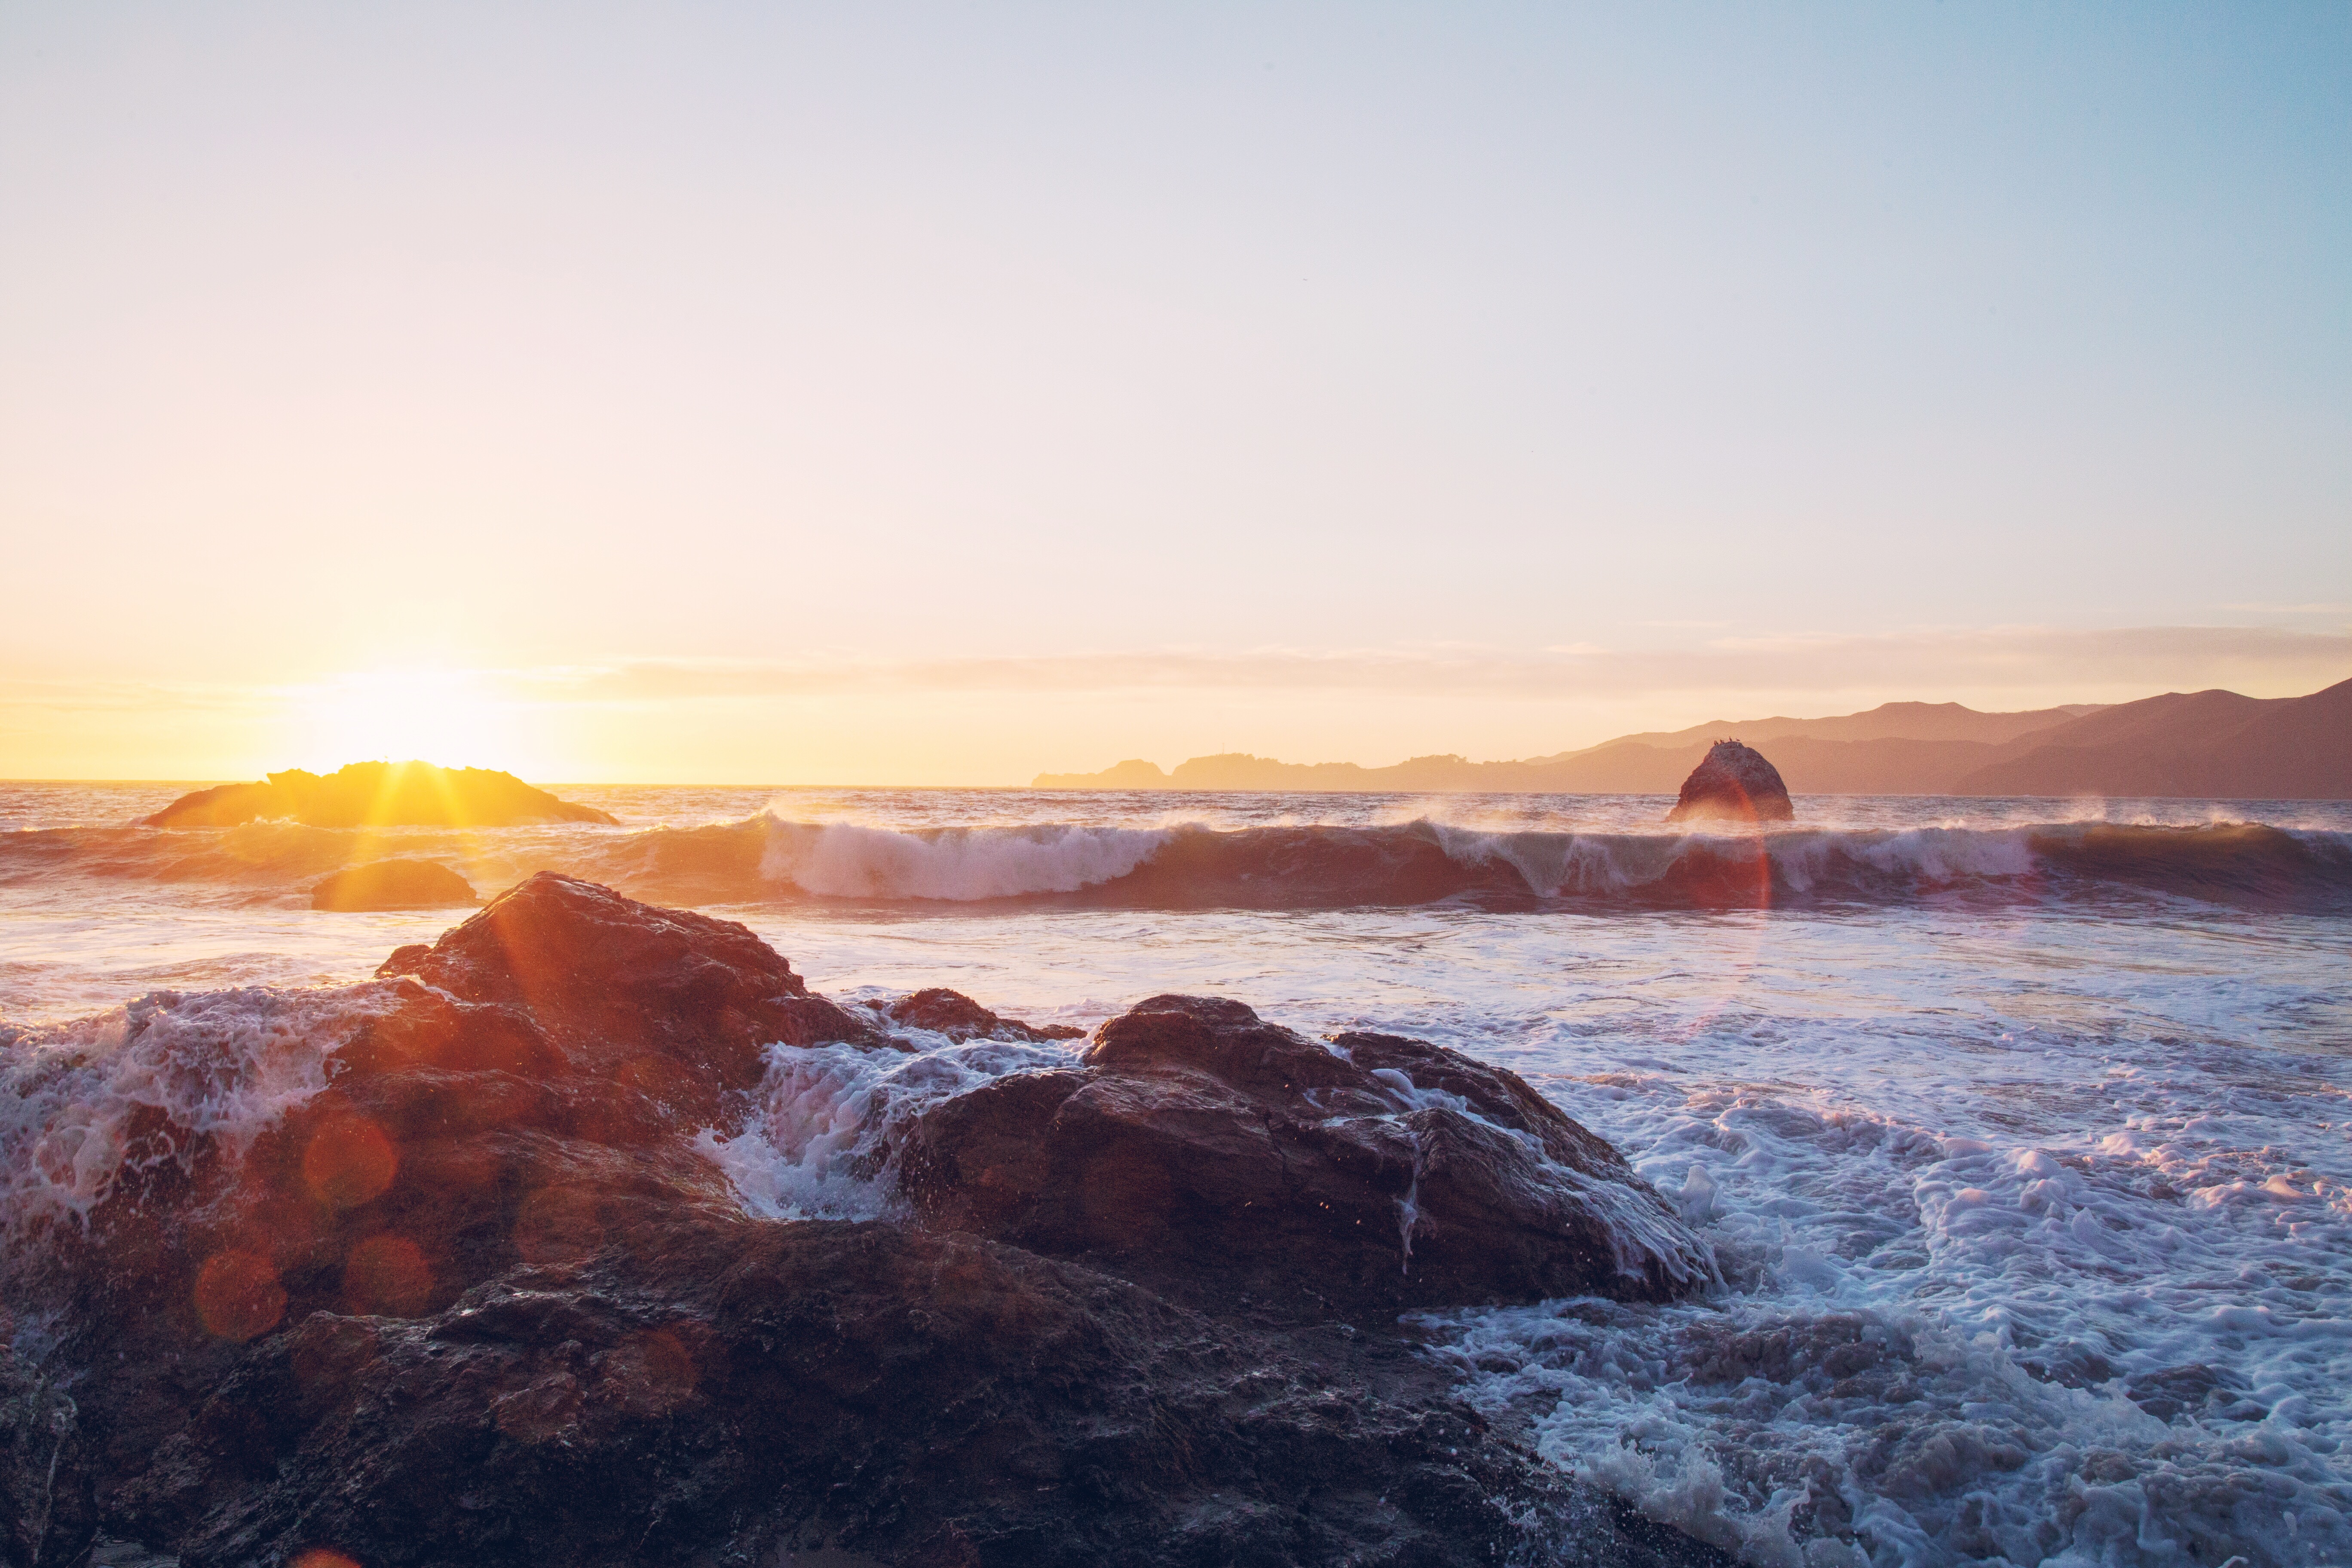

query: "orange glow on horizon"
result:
(291, 669), (528, 777)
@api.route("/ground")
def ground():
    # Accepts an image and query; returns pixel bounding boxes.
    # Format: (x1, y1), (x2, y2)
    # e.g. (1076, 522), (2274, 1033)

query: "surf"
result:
(10, 812), (2346, 913)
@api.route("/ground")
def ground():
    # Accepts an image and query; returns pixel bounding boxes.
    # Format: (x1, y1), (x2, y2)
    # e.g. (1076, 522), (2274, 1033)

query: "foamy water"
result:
(3, 781), (2348, 1565)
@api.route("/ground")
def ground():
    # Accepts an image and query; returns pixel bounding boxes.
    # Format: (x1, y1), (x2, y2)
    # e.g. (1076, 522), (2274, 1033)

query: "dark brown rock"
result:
(144, 761), (619, 828)
(375, 942), (432, 977)
(396, 872), (887, 1084)
(96, 1222), (1728, 1568)
(1, 1344), (95, 1568)
(1664, 740), (1794, 824)
(884, 987), (1086, 1042)
(1, 880), (1732, 1568)
(309, 858), (478, 911)
(898, 994), (1713, 1314)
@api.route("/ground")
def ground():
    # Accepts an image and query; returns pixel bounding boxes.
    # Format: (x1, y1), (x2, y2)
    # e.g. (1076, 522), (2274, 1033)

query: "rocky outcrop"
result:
(144, 761), (619, 828)
(1664, 740), (1794, 824)
(0, 876), (1730, 1568)
(899, 994), (1712, 1314)
(309, 858), (478, 911)
(1, 1344), (93, 1568)
(878, 986), (1086, 1042)
(93, 1222), (1736, 1568)
(371, 872), (894, 1085)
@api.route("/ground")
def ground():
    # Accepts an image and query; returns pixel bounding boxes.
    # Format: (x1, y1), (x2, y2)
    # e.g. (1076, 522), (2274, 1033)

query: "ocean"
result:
(4, 781), (2350, 1567)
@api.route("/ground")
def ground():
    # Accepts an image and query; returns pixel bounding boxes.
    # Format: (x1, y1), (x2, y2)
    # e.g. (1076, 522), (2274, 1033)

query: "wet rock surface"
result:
(877, 987), (1085, 1043)
(1664, 740), (1794, 824)
(310, 859), (478, 912)
(2, 1342), (95, 1568)
(900, 995), (1713, 1315)
(96, 1224), (1729, 1568)
(1, 876), (1731, 1568)
(375, 871), (893, 1084)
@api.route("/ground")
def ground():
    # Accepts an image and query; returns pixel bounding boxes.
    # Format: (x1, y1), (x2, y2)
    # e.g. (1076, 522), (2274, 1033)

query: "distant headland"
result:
(142, 760), (619, 828)
(1035, 677), (2352, 799)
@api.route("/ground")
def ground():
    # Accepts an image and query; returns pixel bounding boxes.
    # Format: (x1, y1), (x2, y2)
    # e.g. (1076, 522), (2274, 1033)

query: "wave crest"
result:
(756, 821), (1167, 900)
(5, 815), (2345, 912)
(1, 984), (387, 1229)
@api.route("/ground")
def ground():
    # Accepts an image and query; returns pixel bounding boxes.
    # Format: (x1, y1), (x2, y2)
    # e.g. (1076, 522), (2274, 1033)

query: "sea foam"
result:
(0, 984), (387, 1228)
(756, 820), (1169, 900)
(1417, 1050), (2352, 1568)
(695, 1026), (1085, 1220)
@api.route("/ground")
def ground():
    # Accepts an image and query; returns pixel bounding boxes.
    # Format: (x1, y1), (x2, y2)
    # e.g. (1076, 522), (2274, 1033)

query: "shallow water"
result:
(3, 781), (2348, 1566)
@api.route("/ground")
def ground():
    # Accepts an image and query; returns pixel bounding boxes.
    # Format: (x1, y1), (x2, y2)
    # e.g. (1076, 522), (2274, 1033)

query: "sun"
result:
(290, 668), (514, 772)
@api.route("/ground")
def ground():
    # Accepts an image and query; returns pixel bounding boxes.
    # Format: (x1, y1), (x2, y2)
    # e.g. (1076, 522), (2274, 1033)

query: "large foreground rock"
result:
(1, 1345), (94, 1568)
(144, 761), (619, 828)
(97, 1222), (1730, 1568)
(0, 875), (1730, 1568)
(1665, 739), (1795, 824)
(900, 994), (1711, 1314)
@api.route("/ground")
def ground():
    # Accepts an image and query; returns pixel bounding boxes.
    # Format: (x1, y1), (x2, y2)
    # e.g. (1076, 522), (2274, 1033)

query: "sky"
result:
(2, 2), (2346, 783)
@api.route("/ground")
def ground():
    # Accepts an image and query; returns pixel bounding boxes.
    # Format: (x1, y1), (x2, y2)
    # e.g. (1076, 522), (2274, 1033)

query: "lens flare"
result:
(194, 1249), (285, 1342)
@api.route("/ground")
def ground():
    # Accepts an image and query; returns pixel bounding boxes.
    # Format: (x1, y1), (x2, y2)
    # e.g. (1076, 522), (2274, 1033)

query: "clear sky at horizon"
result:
(3, 2), (2346, 782)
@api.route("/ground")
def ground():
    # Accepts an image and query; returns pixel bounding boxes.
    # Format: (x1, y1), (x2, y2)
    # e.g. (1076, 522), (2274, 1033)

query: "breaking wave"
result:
(756, 821), (1167, 899)
(5, 815), (2347, 913)
(0, 984), (387, 1230)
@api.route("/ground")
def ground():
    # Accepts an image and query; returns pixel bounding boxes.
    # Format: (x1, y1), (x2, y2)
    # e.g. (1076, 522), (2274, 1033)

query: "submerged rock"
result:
(0, 876), (1731, 1568)
(1665, 740), (1794, 824)
(144, 761), (619, 829)
(899, 994), (1712, 1314)
(879, 986), (1086, 1042)
(309, 858), (477, 911)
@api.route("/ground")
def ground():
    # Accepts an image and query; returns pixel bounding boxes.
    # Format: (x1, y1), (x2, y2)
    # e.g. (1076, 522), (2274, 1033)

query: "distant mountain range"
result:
(1033, 678), (2352, 799)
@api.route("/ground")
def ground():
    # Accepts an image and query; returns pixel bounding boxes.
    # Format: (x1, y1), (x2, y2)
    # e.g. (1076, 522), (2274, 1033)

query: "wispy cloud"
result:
(3, 625), (2343, 716)
(499, 624), (2350, 702)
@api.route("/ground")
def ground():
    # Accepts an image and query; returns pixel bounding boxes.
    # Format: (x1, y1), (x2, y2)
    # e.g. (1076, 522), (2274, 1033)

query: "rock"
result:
(897, 994), (1713, 1314)
(309, 859), (478, 911)
(1664, 740), (1794, 824)
(92, 1220), (1727, 1568)
(0, 879), (1733, 1568)
(384, 871), (891, 1083)
(882, 987), (1084, 1042)
(144, 761), (619, 829)
(1, 1344), (95, 1568)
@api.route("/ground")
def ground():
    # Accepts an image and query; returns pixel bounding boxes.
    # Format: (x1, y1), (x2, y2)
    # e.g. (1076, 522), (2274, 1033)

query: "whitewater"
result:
(4, 781), (2349, 1567)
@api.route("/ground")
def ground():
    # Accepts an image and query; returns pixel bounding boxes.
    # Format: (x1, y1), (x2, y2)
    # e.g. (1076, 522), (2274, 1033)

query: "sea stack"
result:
(144, 760), (619, 828)
(1665, 739), (1794, 824)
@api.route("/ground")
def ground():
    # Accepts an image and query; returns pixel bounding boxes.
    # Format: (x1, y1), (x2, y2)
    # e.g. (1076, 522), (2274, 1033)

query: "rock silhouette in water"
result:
(309, 858), (478, 911)
(0, 874), (1732, 1568)
(144, 760), (619, 828)
(900, 994), (1712, 1313)
(1665, 739), (1795, 823)
(879, 986), (1087, 1042)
